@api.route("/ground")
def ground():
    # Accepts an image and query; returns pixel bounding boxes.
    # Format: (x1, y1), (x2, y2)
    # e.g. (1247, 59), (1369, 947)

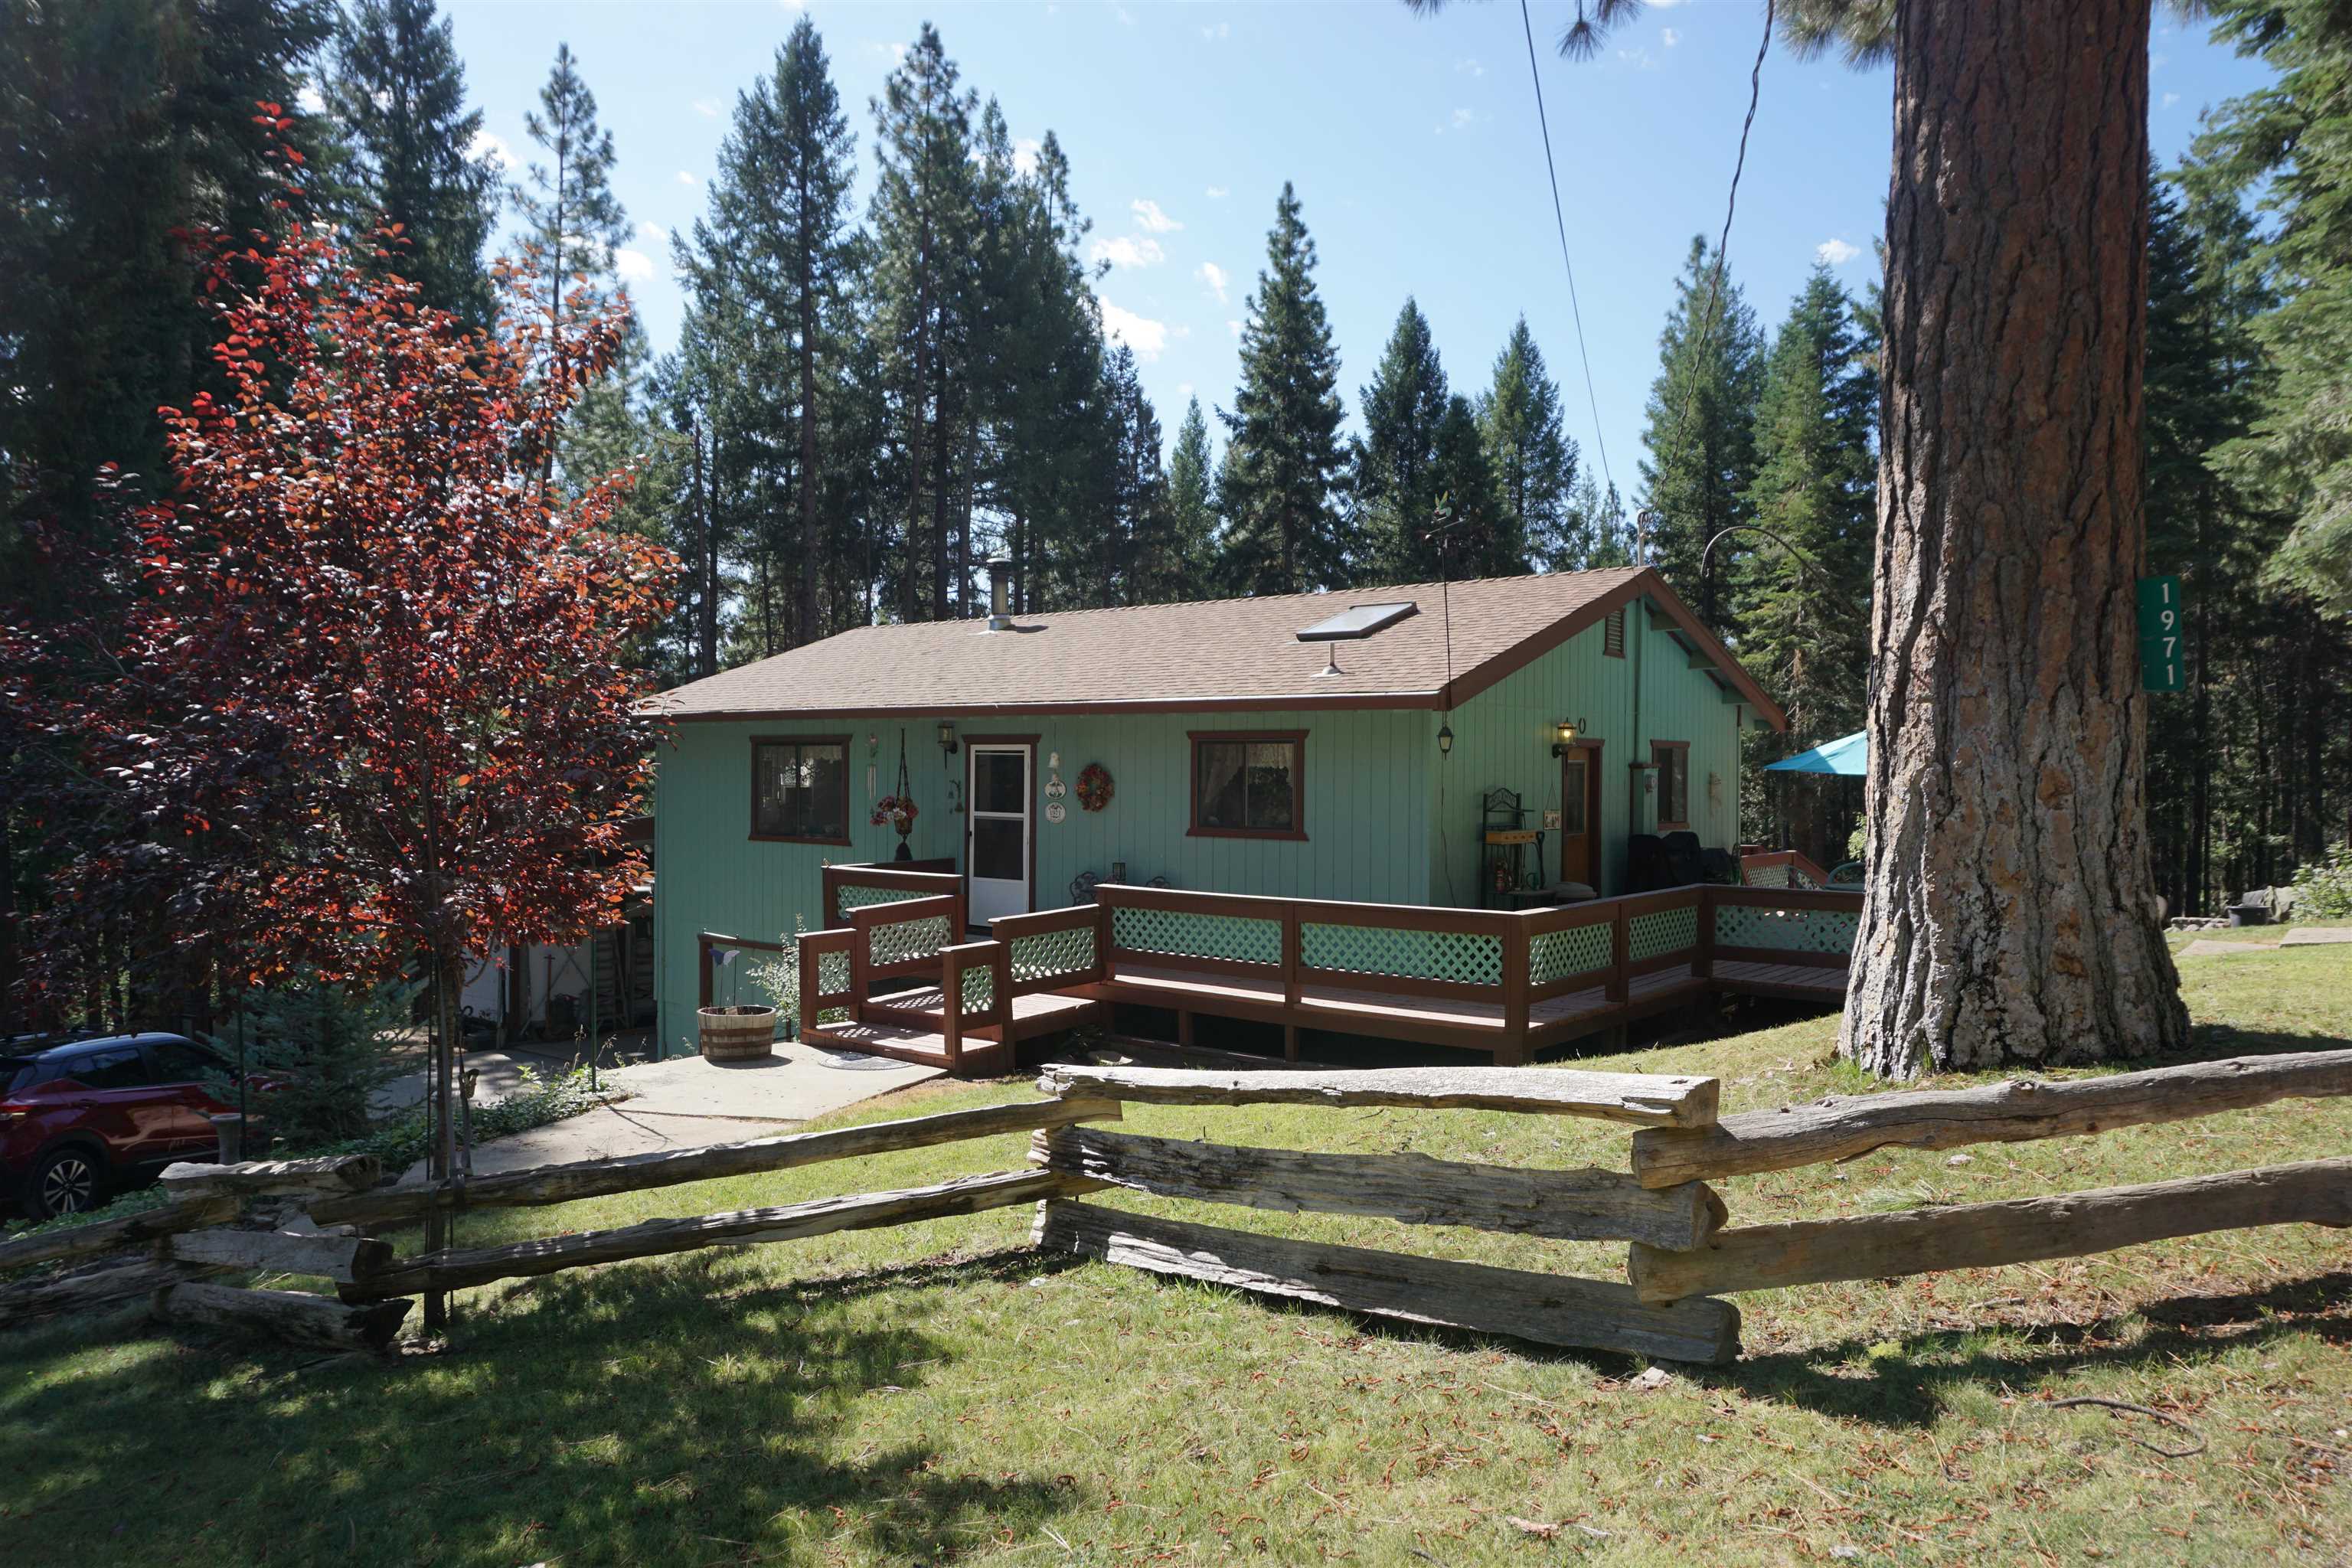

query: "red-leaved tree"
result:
(5, 110), (674, 1318)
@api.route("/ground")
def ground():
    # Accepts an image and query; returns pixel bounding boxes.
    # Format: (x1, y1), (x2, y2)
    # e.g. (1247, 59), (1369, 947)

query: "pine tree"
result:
(1166, 397), (1217, 594)
(325, 0), (497, 328)
(868, 24), (982, 620)
(1478, 317), (1580, 571)
(1216, 183), (1349, 594)
(1351, 298), (1452, 580)
(1638, 236), (1763, 619)
(1431, 393), (1519, 577)
(1733, 263), (1877, 863)
(2197, 0), (2352, 612)
(513, 44), (628, 347)
(679, 15), (857, 647)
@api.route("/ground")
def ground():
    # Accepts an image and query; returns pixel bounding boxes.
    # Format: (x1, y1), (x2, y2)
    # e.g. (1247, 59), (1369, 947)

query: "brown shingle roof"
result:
(645, 566), (1785, 727)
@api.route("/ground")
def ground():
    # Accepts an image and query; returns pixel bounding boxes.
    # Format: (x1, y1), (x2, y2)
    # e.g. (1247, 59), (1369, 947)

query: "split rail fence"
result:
(4, 1048), (2347, 1362)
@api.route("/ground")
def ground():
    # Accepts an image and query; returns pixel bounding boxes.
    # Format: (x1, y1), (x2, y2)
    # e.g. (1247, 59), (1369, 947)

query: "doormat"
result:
(810, 1049), (909, 1071)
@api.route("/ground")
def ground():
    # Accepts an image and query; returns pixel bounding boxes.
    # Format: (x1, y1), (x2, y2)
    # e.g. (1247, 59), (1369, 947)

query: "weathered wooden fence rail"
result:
(11, 1047), (2345, 1367)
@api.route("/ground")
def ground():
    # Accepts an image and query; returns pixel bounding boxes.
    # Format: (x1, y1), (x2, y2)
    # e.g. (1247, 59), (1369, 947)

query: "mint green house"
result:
(645, 566), (1784, 1055)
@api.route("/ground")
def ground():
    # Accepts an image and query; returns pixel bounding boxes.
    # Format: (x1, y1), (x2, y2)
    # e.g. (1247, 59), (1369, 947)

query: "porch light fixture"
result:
(1437, 721), (1455, 757)
(936, 719), (959, 756)
(1550, 717), (1587, 757)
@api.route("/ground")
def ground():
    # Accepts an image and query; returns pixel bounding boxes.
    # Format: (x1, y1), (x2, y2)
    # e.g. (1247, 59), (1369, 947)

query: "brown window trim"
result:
(749, 733), (855, 846)
(1650, 740), (1691, 832)
(1187, 729), (1308, 841)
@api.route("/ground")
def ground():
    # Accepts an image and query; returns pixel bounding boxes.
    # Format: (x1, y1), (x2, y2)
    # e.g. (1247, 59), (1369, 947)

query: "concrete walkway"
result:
(2281, 926), (2352, 946)
(397, 1044), (944, 1182)
(2178, 938), (2284, 958)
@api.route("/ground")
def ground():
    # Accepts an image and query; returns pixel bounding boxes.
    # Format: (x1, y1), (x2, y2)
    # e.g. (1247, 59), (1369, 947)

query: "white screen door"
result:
(965, 744), (1032, 927)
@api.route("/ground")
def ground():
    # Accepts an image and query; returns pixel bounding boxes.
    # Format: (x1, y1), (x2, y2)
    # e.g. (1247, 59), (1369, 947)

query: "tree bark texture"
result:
(1844, 0), (2187, 1076)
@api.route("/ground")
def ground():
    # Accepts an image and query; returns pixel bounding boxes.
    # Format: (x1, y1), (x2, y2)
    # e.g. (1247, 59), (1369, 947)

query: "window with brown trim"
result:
(750, 737), (851, 844)
(1603, 606), (1626, 658)
(1651, 740), (1690, 831)
(1189, 730), (1306, 839)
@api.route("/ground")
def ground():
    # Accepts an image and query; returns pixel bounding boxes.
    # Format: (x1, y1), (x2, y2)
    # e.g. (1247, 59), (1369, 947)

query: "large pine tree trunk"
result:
(1841, 0), (2187, 1076)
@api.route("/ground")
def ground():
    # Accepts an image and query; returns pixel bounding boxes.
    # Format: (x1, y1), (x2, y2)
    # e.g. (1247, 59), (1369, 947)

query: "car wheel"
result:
(28, 1145), (103, 1219)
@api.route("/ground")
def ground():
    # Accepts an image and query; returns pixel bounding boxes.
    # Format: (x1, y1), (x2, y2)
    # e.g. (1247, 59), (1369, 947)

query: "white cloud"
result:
(1661, 26), (1680, 46)
(1090, 234), (1165, 269)
(1116, 5), (1136, 24)
(1204, 185), (1229, 199)
(296, 84), (326, 115)
(693, 98), (721, 119)
(1132, 198), (1182, 233)
(615, 248), (656, 283)
(1452, 106), (1475, 128)
(1200, 21), (1230, 40)
(2161, 90), (2182, 109)
(1227, 318), (1243, 339)
(1014, 137), (1043, 176)
(1099, 299), (1168, 359)
(868, 41), (907, 64)
(1176, 381), (1194, 402)
(1196, 260), (1230, 302)
(468, 129), (518, 171)
(1455, 56), (1485, 77)
(1816, 237), (1861, 266)
(677, 170), (698, 186)
(639, 220), (668, 244)
(1617, 47), (1657, 70)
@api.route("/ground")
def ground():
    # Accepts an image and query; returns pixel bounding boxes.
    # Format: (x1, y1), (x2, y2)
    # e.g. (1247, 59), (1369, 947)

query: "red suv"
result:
(1, 1034), (240, 1219)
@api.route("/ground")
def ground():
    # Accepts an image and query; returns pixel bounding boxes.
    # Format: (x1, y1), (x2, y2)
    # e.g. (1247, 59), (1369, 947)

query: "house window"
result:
(751, 737), (851, 844)
(1603, 606), (1626, 658)
(1190, 731), (1306, 839)
(1651, 741), (1690, 831)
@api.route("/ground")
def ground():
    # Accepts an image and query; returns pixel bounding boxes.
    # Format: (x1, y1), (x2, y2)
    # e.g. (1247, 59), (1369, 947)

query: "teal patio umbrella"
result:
(1764, 730), (1867, 776)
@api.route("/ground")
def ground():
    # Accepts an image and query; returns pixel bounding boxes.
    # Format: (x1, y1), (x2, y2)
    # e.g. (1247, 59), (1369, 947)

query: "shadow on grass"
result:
(0, 1247), (1091, 1566)
(1707, 1269), (2352, 1428)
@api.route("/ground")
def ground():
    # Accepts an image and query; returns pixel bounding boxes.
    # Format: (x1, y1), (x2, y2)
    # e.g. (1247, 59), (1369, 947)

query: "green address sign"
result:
(2137, 575), (2184, 693)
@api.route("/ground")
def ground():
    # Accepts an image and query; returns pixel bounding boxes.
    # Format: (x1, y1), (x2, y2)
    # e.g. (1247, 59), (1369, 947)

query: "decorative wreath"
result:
(1076, 763), (1115, 813)
(870, 793), (919, 830)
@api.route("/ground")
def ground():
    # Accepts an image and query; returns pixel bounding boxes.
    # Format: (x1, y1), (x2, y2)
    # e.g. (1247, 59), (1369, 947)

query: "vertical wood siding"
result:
(651, 708), (1431, 1052)
(1426, 602), (1748, 904)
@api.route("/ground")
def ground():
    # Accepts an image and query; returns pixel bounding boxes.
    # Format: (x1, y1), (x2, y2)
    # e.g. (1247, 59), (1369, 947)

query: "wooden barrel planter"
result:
(698, 1004), (778, 1062)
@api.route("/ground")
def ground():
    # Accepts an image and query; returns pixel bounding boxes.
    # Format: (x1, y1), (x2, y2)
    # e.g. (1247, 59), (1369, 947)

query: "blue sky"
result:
(443, 2), (2274, 492)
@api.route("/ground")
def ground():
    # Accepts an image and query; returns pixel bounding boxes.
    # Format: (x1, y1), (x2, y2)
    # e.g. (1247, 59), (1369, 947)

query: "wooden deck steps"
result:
(863, 985), (1106, 1042)
(802, 1018), (1015, 1075)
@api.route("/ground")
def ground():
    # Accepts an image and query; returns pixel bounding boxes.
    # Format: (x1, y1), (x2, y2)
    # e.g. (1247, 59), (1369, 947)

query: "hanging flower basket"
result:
(1076, 763), (1114, 813)
(871, 793), (919, 859)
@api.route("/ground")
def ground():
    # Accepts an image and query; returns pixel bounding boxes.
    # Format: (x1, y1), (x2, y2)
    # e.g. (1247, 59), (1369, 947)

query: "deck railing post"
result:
(1283, 904), (1302, 1010)
(1096, 890), (1116, 980)
(1695, 889), (1716, 982)
(1608, 905), (1630, 1004)
(1501, 918), (1530, 1063)
(698, 933), (716, 1011)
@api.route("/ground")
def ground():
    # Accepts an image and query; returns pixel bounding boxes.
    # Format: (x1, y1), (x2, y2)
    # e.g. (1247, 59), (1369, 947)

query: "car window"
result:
(2, 1057), (44, 1095)
(71, 1048), (150, 1089)
(145, 1040), (224, 1083)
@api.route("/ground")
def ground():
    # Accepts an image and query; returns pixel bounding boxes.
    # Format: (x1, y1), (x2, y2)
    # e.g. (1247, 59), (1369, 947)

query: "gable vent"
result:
(1603, 606), (1626, 658)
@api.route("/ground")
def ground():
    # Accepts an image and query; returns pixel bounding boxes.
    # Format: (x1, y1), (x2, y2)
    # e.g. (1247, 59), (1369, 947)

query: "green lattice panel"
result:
(870, 913), (950, 967)
(1011, 925), (1096, 983)
(1112, 907), (1282, 967)
(1628, 906), (1697, 962)
(816, 949), (851, 995)
(1530, 921), (1612, 986)
(959, 962), (995, 1015)
(1300, 923), (1502, 988)
(1716, 904), (1858, 956)
(839, 885), (929, 914)
(1743, 862), (1792, 889)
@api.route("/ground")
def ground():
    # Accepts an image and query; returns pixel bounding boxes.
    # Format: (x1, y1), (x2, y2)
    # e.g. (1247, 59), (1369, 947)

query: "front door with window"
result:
(965, 743), (1033, 928)
(1559, 743), (1602, 890)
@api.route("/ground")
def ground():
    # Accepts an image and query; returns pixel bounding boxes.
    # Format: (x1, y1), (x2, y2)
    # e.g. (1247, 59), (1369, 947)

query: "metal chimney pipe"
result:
(986, 557), (1013, 631)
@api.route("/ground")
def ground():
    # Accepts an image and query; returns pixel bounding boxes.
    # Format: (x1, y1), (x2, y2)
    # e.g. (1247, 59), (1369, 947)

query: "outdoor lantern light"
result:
(936, 719), (958, 756)
(1437, 721), (1455, 757)
(1550, 717), (1586, 757)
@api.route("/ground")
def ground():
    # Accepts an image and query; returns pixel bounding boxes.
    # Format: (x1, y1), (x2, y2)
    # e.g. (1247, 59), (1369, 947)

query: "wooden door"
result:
(1559, 743), (1602, 889)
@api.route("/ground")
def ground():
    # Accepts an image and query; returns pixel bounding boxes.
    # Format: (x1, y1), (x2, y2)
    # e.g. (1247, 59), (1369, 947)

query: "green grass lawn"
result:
(5, 949), (2350, 1566)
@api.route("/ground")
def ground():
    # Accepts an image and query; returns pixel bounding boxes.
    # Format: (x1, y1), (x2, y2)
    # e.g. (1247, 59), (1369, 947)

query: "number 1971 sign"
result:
(2138, 575), (2184, 693)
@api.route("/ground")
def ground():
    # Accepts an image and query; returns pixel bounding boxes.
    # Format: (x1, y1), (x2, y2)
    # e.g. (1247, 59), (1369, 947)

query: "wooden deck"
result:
(710, 874), (1859, 1077)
